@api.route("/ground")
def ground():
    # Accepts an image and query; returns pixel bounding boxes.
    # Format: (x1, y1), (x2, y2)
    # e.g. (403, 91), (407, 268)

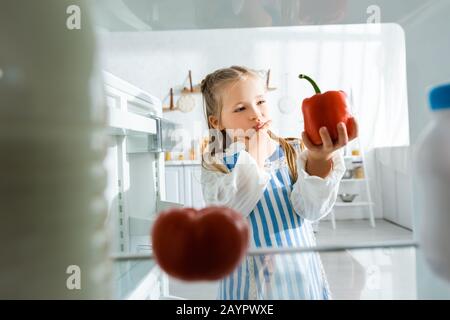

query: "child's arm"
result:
(290, 149), (346, 222)
(201, 149), (271, 218)
(290, 120), (358, 221)
(304, 156), (333, 178)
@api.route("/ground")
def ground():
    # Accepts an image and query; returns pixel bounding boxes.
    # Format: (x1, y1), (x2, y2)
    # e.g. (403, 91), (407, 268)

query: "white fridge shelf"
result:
(334, 201), (374, 207)
(107, 106), (157, 136)
(340, 178), (368, 182)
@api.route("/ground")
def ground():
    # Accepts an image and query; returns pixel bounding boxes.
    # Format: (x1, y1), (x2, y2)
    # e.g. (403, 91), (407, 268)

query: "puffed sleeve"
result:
(290, 145), (346, 222)
(201, 150), (271, 218)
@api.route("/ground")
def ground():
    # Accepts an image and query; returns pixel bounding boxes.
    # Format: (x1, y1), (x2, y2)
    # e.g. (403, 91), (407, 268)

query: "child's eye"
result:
(257, 100), (266, 106)
(234, 106), (246, 112)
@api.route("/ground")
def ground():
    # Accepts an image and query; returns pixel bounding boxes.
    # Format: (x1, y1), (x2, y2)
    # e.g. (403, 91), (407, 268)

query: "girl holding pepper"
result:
(200, 66), (358, 300)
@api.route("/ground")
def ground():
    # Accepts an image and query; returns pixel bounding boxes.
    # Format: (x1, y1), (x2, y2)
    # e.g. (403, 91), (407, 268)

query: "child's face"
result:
(210, 75), (272, 140)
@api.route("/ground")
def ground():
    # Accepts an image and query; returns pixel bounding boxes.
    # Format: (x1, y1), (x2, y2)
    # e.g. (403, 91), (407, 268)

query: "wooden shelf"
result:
(181, 85), (201, 94)
(344, 155), (363, 161)
(180, 70), (201, 94)
(162, 107), (180, 112)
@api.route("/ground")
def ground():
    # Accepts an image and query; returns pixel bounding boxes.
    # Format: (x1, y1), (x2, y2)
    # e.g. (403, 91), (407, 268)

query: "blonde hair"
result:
(200, 65), (300, 183)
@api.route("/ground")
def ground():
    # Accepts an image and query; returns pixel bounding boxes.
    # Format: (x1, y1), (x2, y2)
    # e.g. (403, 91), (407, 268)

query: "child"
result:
(200, 66), (358, 300)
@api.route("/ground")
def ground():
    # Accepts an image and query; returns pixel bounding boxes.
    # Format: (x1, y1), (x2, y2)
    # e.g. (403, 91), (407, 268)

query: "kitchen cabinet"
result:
(164, 166), (185, 204)
(375, 146), (413, 230)
(165, 162), (206, 209)
(184, 165), (205, 208)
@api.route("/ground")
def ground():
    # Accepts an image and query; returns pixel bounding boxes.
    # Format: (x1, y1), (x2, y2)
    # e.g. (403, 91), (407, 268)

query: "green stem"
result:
(298, 74), (321, 94)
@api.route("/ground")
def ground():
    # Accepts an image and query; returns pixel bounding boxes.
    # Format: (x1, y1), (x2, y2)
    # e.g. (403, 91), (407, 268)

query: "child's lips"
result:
(243, 121), (272, 140)
(254, 120), (271, 131)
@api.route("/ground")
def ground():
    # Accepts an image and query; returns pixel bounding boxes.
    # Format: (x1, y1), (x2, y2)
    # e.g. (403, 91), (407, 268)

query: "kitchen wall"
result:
(97, 23), (410, 222)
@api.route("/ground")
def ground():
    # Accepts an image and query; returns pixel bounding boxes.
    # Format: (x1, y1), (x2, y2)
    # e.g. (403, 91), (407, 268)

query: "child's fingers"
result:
(336, 122), (349, 148)
(349, 117), (359, 140)
(246, 127), (258, 140)
(233, 135), (247, 147)
(319, 127), (333, 150)
(301, 131), (319, 151)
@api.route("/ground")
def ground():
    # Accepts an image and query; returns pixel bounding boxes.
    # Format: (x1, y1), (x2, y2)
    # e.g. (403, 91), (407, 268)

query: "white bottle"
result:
(0, 1), (111, 298)
(414, 83), (450, 282)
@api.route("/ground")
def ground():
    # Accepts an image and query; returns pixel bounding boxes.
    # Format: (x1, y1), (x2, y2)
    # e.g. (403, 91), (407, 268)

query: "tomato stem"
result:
(298, 74), (321, 94)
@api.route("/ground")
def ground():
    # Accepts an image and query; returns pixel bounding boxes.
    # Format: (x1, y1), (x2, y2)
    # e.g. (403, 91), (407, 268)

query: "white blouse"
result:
(201, 141), (346, 222)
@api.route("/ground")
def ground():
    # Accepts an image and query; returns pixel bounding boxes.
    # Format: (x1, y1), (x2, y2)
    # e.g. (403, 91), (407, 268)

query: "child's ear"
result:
(208, 115), (221, 130)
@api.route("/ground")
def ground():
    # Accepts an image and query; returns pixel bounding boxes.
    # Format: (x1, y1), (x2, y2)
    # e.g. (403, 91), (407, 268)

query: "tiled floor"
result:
(315, 219), (413, 246)
(167, 219), (415, 300)
(315, 219), (415, 300)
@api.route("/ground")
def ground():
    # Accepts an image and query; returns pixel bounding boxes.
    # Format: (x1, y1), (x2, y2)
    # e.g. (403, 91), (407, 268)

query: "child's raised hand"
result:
(301, 118), (359, 161)
(236, 121), (275, 168)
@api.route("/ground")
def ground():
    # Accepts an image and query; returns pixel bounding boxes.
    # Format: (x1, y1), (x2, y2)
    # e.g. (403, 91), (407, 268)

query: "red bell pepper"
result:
(299, 74), (356, 145)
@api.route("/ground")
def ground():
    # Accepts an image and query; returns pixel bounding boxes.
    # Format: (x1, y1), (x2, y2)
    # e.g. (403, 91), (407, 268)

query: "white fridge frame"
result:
(103, 71), (182, 299)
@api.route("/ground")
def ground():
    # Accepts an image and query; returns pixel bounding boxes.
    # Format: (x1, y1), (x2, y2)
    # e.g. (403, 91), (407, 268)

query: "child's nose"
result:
(249, 105), (263, 120)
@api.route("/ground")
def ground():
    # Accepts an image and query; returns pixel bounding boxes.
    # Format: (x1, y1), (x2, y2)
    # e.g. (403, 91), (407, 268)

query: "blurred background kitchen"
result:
(96, 5), (412, 241)
(2, 0), (450, 300)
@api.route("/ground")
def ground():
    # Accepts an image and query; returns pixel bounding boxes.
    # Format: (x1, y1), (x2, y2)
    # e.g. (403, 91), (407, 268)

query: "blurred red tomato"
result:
(151, 206), (249, 281)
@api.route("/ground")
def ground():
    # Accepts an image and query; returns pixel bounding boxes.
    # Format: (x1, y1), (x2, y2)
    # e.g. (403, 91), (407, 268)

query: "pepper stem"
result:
(298, 74), (321, 94)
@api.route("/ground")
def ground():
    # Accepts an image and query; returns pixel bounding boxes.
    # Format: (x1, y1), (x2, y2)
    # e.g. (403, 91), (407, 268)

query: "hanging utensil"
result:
(176, 95), (196, 113)
(266, 69), (277, 91)
(162, 88), (178, 112)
